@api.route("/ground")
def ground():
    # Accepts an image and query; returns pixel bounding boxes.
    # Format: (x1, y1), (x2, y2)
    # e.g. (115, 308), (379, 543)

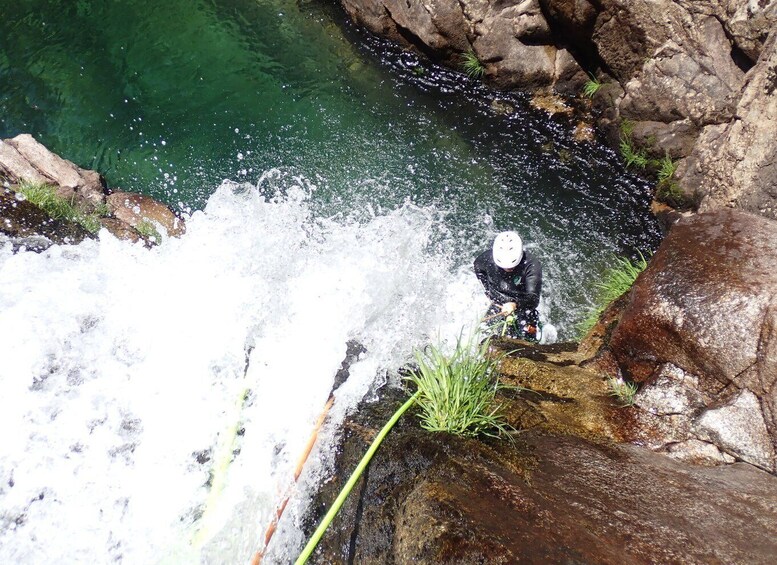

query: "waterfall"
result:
(0, 175), (494, 563)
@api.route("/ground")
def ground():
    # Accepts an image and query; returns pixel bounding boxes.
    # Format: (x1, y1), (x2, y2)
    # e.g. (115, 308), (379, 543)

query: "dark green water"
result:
(0, 0), (660, 334)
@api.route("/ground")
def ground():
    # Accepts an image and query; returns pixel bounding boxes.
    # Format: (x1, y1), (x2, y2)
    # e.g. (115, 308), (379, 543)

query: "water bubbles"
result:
(0, 177), (484, 564)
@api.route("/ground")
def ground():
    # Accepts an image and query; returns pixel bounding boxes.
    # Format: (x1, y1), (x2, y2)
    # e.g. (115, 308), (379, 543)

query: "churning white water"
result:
(0, 175), (536, 563)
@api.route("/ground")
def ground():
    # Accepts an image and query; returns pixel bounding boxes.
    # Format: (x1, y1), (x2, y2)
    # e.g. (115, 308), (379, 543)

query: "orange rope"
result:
(251, 395), (335, 564)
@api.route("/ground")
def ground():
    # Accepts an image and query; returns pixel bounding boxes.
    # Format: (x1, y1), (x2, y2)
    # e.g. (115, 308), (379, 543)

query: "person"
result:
(474, 231), (542, 340)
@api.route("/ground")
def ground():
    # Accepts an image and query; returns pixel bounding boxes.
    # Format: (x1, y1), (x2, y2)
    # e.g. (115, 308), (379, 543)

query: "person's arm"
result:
(520, 253), (542, 310)
(474, 251), (513, 304)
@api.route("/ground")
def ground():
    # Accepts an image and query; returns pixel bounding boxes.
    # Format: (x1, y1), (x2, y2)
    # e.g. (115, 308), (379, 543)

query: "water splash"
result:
(0, 176), (490, 563)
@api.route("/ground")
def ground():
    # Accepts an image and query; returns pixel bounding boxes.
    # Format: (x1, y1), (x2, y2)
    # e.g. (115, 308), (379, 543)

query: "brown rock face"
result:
(608, 209), (777, 471)
(311, 390), (777, 564)
(677, 33), (777, 219)
(339, 0), (586, 91)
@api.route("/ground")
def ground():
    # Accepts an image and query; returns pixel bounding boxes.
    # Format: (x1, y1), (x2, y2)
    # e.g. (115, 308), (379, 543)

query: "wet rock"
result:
(0, 187), (91, 247)
(606, 209), (777, 471)
(106, 192), (185, 238)
(98, 217), (146, 245)
(665, 438), (736, 466)
(312, 387), (777, 564)
(489, 99), (515, 115)
(339, 0), (585, 91)
(1, 135), (186, 249)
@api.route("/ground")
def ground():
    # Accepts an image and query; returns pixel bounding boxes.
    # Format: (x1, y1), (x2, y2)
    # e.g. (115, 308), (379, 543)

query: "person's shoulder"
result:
(523, 249), (541, 266)
(474, 249), (491, 267)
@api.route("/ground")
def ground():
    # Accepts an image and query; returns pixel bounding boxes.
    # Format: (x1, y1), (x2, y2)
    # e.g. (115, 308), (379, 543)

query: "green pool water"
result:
(0, 0), (661, 334)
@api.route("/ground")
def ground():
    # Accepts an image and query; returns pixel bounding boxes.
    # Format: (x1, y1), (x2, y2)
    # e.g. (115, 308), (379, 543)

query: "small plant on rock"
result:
(405, 335), (512, 439)
(607, 376), (638, 406)
(461, 49), (485, 79)
(577, 251), (650, 338)
(135, 219), (162, 243)
(582, 73), (602, 98)
(657, 155), (678, 183)
(619, 137), (649, 169)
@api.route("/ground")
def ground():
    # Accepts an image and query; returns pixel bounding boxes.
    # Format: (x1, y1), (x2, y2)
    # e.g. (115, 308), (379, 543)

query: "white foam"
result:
(0, 177), (486, 564)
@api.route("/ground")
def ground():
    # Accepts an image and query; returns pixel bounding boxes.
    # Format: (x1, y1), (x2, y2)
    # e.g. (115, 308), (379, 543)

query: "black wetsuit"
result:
(474, 249), (542, 312)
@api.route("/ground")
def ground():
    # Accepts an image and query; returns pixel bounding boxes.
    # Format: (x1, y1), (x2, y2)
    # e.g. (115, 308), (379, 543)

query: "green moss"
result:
(135, 219), (162, 243)
(16, 180), (104, 234)
(619, 118), (636, 138)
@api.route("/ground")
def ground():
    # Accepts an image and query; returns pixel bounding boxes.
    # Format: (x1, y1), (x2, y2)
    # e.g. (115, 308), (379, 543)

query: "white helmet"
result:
(492, 231), (523, 269)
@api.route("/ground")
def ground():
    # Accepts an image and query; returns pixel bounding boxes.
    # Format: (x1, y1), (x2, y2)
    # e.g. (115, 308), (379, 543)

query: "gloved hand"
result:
(500, 302), (517, 315)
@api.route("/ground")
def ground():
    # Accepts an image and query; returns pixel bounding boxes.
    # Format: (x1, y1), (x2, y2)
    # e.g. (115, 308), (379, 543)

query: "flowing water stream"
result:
(0, 1), (661, 562)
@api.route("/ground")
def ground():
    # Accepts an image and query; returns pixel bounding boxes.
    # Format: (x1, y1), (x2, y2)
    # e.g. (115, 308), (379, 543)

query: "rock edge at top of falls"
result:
(1, 134), (185, 251)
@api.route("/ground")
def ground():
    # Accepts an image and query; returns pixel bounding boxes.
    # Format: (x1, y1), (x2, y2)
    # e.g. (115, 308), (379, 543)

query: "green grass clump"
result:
(577, 251), (650, 337)
(620, 119), (635, 138)
(656, 155), (678, 183)
(607, 376), (638, 406)
(16, 180), (103, 233)
(619, 137), (649, 168)
(653, 155), (694, 208)
(582, 74), (601, 98)
(460, 49), (485, 79)
(405, 335), (512, 439)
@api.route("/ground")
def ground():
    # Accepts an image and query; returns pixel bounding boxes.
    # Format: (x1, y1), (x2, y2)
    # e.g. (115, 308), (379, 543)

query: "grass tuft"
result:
(16, 180), (104, 234)
(619, 137), (649, 169)
(607, 376), (638, 406)
(577, 251), (650, 338)
(405, 335), (512, 439)
(460, 49), (485, 79)
(619, 119), (635, 138)
(656, 155), (678, 183)
(582, 74), (602, 98)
